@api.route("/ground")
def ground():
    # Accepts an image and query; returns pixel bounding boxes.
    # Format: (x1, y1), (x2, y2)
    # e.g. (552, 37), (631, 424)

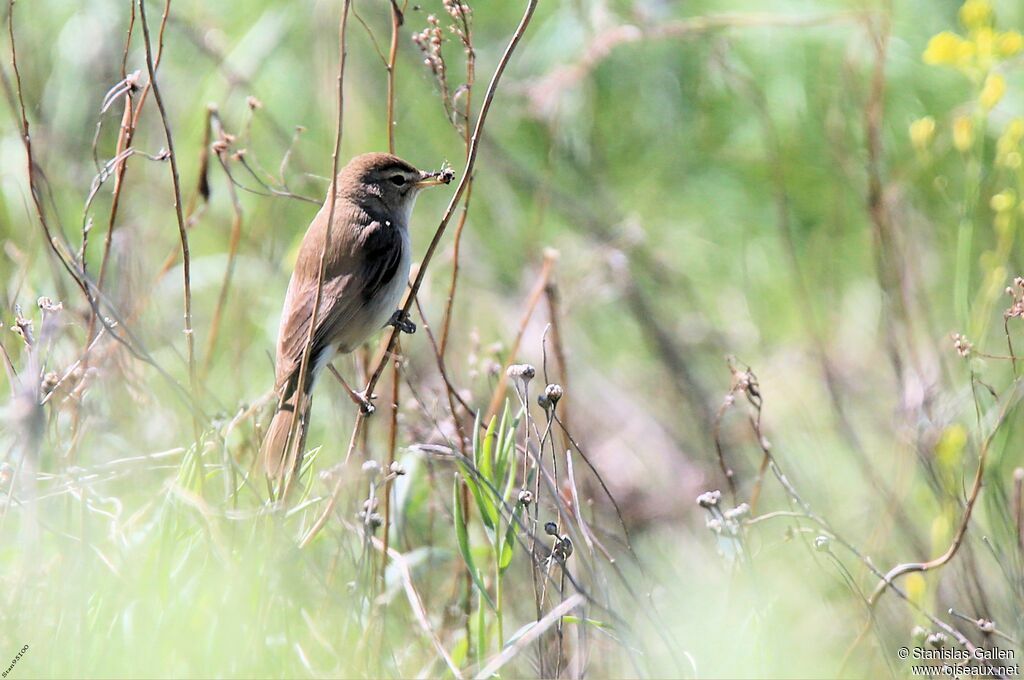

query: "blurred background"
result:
(2, 0), (1024, 677)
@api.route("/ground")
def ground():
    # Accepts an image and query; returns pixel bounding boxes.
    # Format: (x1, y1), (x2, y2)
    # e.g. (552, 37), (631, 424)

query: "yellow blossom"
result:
(906, 572), (928, 609)
(997, 119), (1024, 165)
(990, 189), (1016, 213)
(998, 30), (1024, 57)
(954, 115), (975, 151)
(924, 31), (967, 65)
(975, 27), (996, 68)
(909, 116), (936, 152)
(959, 0), (994, 31)
(980, 72), (1006, 109)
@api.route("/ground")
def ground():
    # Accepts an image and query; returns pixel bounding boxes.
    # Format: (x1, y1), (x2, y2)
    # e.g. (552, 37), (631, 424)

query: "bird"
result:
(261, 152), (453, 478)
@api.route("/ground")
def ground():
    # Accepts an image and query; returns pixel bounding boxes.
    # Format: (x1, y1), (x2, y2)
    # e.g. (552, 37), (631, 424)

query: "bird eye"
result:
(389, 174), (407, 186)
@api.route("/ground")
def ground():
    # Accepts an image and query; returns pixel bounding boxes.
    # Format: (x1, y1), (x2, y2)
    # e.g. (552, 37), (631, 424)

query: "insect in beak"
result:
(415, 166), (455, 187)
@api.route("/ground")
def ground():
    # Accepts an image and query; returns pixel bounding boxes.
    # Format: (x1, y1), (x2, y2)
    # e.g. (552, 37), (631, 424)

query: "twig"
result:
(280, 0), (352, 489)
(483, 250), (556, 423)
(380, 352), (401, 590)
(866, 379), (1024, 607)
(362, 0), (540, 404)
(138, 0), (203, 461)
(202, 113), (245, 378)
(474, 594), (585, 679)
(385, 1), (405, 154)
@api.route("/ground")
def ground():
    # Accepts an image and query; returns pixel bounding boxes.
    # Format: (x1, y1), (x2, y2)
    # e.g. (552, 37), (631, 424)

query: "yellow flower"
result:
(954, 115), (975, 151)
(975, 27), (996, 68)
(959, 0), (994, 31)
(991, 189), (1016, 212)
(997, 119), (1024, 164)
(909, 116), (936, 152)
(906, 572), (928, 609)
(998, 30), (1024, 57)
(924, 31), (967, 65)
(980, 72), (1006, 109)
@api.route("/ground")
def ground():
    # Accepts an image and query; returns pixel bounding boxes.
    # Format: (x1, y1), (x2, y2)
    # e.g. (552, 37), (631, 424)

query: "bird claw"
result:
(387, 309), (416, 335)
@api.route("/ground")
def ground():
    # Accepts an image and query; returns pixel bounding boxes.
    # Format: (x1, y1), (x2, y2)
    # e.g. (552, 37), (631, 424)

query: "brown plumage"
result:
(261, 152), (452, 477)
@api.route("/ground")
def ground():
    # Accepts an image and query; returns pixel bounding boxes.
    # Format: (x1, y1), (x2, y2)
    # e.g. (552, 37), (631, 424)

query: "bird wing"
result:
(274, 201), (404, 396)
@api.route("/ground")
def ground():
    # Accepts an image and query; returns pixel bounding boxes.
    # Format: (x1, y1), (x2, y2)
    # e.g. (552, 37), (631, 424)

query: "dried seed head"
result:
(246, 95), (263, 110)
(362, 460), (381, 479)
(553, 536), (573, 561)
(813, 535), (831, 552)
(696, 490), (721, 509)
(911, 625), (929, 642)
(977, 618), (996, 634)
(11, 308), (33, 347)
(506, 364), (536, 383)
(926, 632), (948, 648)
(518, 489), (533, 506)
(951, 332), (973, 358)
(42, 371), (59, 395)
(724, 503), (750, 521)
(37, 297), (63, 314)
(544, 521), (558, 536)
(544, 384), (563, 405)
(389, 461), (406, 476)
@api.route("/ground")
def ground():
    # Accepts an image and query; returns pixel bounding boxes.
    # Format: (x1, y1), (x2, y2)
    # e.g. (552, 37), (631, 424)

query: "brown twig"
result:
(202, 113), (244, 379)
(93, 0), (172, 321)
(438, 2), (475, 356)
(866, 379), (1024, 607)
(301, 0), (540, 551)
(280, 0), (352, 491)
(379, 351), (401, 590)
(138, 0), (203, 461)
(483, 250), (556, 423)
(385, 1), (405, 154)
(362, 0), (539, 403)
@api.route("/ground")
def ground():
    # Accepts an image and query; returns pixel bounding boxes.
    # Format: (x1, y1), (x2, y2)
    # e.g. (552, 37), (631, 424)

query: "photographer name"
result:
(911, 647), (1016, 662)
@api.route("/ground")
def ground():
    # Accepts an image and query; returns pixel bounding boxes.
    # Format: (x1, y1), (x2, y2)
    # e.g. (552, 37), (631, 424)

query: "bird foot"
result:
(387, 309), (416, 335)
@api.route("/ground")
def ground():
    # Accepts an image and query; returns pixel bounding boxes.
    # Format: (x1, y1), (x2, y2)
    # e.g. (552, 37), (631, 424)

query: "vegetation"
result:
(2, 0), (1024, 677)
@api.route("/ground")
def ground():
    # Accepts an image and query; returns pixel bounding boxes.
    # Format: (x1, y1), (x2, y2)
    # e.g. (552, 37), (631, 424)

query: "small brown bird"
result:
(262, 152), (452, 477)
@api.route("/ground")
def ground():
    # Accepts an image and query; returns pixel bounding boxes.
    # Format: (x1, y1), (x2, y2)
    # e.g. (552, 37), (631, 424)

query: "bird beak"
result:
(415, 167), (455, 187)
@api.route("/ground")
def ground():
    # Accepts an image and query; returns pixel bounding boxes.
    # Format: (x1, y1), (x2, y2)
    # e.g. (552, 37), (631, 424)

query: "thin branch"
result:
(361, 0), (540, 405)
(138, 0), (203, 460)
(280, 0), (352, 489)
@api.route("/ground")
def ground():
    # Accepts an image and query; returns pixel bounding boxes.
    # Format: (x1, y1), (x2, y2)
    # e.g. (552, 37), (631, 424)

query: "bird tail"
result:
(261, 390), (305, 479)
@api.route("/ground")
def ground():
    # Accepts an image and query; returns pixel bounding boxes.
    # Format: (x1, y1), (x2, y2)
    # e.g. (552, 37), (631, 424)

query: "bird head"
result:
(337, 152), (454, 224)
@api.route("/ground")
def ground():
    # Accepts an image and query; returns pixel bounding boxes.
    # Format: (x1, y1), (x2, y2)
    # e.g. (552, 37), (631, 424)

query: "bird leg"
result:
(387, 308), (416, 334)
(327, 364), (376, 415)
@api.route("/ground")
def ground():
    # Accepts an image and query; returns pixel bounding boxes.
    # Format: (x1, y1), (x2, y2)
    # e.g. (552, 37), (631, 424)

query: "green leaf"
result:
(452, 476), (495, 610)
(466, 414), (499, 530)
(450, 634), (469, 669)
(502, 439), (518, 505)
(480, 414), (497, 483)
(456, 457), (496, 532)
(493, 401), (510, 480)
(561, 615), (612, 630)
(499, 502), (523, 572)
